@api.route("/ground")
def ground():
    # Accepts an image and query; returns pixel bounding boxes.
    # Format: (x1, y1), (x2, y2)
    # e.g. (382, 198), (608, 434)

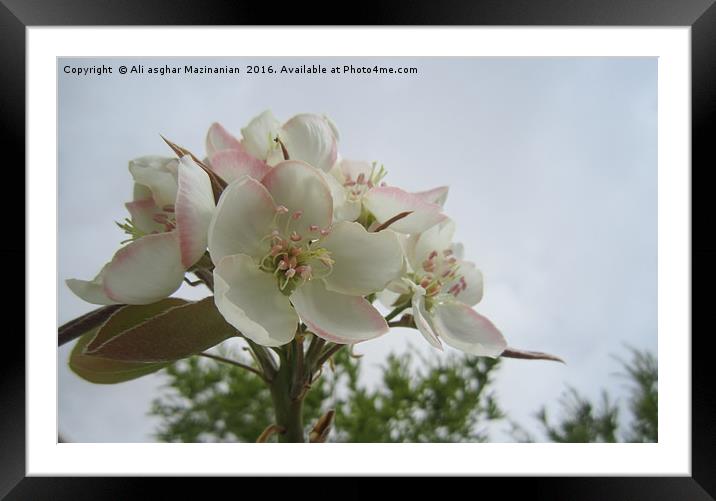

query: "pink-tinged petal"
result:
(125, 198), (165, 234)
(408, 218), (456, 270)
(363, 186), (446, 234)
(445, 261), (483, 307)
(208, 176), (277, 264)
(411, 289), (443, 350)
(261, 160), (333, 231)
(205, 122), (243, 157)
(214, 253), (298, 346)
(241, 110), (281, 160)
(208, 149), (270, 184)
(290, 279), (388, 343)
(175, 156), (216, 268)
(102, 232), (185, 305)
(413, 186), (449, 207)
(320, 221), (404, 296)
(431, 301), (507, 357)
(128, 156), (179, 208)
(279, 114), (337, 172)
(66, 264), (119, 305)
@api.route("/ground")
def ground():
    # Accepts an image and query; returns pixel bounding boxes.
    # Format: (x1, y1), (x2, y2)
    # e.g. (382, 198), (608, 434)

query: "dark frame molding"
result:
(4, 0), (712, 498)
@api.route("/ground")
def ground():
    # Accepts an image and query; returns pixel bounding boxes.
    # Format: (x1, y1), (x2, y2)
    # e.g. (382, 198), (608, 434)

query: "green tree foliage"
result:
(621, 348), (658, 442)
(516, 347), (658, 443)
(150, 345), (656, 443)
(151, 346), (501, 442)
(533, 388), (620, 443)
(330, 351), (502, 442)
(150, 348), (332, 443)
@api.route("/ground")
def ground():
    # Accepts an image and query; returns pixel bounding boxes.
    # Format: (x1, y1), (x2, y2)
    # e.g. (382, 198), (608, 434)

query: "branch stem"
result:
(246, 338), (278, 380)
(269, 352), (306, 442)
(315, 343), (347, 369)
(290, 335), (305, 399)
(384, 303), (410, 322)
(58, 304), (125, 346)
(199, 352), (266, 380)
(304, 336), (326, 374)
(373, 211), (412, 232)
(193, 269), (214, 291)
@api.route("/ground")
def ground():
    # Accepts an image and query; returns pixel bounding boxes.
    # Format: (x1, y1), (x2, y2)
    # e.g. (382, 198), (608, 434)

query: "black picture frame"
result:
(4, 0), (712, 497)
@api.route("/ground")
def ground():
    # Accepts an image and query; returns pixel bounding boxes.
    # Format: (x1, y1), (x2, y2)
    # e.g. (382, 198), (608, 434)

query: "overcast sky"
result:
(58, 57), (657, 442)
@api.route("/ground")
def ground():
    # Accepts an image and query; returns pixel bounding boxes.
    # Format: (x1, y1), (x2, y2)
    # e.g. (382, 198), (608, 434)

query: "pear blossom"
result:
(203, 110), (338, 185)
(208, 160), (404, 347)
(66, 155), (215, 305)
(385, 218), (507, 357)
(205, 111), (448, 234)
(327, 158), (449, 232)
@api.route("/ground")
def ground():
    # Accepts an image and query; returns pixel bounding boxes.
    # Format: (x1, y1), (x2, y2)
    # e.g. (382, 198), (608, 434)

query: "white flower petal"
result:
(261, 160), (333, 232)
(376, 288), (402, 309)
(447, 261), (484, 307)
(317, 168), (358, 223)
(208, 176), (277, 264)
(208, 149), (270, 184)
(336, 159), (373, 184)
(413, 186), (449, 207)
(290, 279), (388, 343)
(279, 114), (337, 172)
(335, 199), (363, 223)
(265, 145), (286, 167)
(102, 232), (185, 304)
(322, 113), (341, 141)
(388, 277), (413, 295)
(320, 221), (403, 296)
(66, 264), (118, 305)
(451, 242), (465, 260)
(363, 186), (446, 234)
(128, 156), (179, 208)
(411, 289), (443, 350)
(133, 183), (153, 201)
(175, 156), (216, 268)
(214, 253), (298, 346)
(409, 218), (456, 269)
(205, 122), (242, 157)
(430, 301), (507, 357)
(240, 110), (281, 160)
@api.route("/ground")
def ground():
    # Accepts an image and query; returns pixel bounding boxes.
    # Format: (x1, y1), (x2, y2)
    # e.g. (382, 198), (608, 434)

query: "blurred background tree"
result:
(149, 345), (656, 443)
(510, 347), (657, 443)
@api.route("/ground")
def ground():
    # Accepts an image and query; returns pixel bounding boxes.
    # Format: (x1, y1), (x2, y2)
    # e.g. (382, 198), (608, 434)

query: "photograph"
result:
(57, 56), (657, 445)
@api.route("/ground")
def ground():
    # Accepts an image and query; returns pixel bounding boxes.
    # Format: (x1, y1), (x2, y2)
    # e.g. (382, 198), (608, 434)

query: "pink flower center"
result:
(257, 206), (334, 295)
(151, 207), (177, 232)
(343, 172), (374, 201)
(420, 248), (465, 298)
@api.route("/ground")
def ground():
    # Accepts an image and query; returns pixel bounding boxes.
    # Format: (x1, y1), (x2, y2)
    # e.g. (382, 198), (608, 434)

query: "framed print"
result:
(5, 0), (713, 497)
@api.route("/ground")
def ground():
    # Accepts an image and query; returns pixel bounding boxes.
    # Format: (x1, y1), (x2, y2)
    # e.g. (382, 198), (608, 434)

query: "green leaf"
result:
(85, 298), (188, 352)
(67, 299), (185, 384)
(85, 297), (237, 362)
(69, 329), (168, 384)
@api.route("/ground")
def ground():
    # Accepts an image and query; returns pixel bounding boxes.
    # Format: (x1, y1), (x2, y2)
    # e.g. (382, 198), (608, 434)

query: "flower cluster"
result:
(67, 110), (507, 357)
